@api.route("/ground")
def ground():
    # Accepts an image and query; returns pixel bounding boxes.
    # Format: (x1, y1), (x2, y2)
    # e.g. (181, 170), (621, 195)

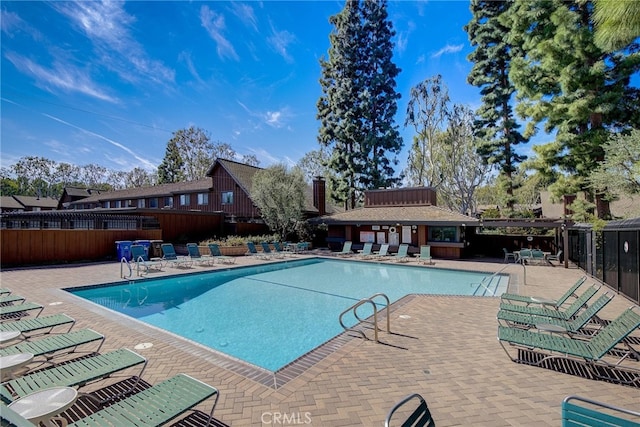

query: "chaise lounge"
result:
(500, 276), (587, 307)
(498, 306), (640, 385)
(498, 284), (600, 321)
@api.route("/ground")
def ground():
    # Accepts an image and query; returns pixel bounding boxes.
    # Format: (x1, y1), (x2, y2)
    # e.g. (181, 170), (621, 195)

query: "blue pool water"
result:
(67, 258), (507, 371)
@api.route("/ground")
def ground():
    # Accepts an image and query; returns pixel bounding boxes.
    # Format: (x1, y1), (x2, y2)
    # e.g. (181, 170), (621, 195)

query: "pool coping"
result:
(59, 257), (512, 389)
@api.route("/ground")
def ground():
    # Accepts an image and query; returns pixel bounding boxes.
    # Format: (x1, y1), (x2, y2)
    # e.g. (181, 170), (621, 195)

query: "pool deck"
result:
(1, 253), (638, 426)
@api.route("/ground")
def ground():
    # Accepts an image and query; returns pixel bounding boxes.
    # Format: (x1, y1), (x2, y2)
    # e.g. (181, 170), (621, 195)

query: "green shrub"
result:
(199, 234), (280, 246)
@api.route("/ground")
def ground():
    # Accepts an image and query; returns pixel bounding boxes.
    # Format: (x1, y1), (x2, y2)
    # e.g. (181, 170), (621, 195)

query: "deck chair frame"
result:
(385, 393), (435, 427)
(498, 306), (640, 386)
(562, 395), (640, 426)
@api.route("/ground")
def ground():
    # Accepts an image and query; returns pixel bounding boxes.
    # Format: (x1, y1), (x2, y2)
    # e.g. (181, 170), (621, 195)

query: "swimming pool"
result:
(66, 258), (507, 371)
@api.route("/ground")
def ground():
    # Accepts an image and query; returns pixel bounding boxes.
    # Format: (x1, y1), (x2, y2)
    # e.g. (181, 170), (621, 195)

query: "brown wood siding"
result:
(1, 229), (162, 266)
(146, 210), (224, 242)
(365, 187), (437, 207)
(210, 168), (260, 218)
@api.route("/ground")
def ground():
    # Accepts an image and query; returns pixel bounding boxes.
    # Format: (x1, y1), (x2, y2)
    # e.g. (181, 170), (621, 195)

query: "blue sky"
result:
(2, 1), (497, 175)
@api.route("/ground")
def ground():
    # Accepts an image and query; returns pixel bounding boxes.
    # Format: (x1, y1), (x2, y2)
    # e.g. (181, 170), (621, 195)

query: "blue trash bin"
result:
(133, 240), (151, 261)
(115, 241), (133, 261)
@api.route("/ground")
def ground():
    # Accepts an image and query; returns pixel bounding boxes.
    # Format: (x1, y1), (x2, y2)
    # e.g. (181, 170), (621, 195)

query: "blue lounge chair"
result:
(273, 241), (293, 257)
(207, 243), (236, 264)
(186, 243), (214, 266)
(261, 242), (284, 258)
(131, 244), (163, 275)
(161, 243), (192, 268)
(246, 242), (270, 259)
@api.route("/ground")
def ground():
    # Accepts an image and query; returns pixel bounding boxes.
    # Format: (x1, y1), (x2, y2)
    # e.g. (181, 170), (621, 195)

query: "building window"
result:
(428, 226), (458, 242)
(222, 191), (233, 205)
(149, 198), (158, 208)
(114, 200), (121, 208)
(137, 199), (145, 208)
(164, 197), (173, 208)
(197, 193), (209, 205)
(103, 201), (110, 209)
(179, 194), (190, 206)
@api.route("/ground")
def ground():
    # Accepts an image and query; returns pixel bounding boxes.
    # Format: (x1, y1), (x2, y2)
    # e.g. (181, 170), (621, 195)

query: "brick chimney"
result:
(312, 176), (326, 216)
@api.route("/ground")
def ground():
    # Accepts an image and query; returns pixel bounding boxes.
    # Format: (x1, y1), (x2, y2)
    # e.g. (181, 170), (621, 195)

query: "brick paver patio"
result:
(1, 254), (638, 426)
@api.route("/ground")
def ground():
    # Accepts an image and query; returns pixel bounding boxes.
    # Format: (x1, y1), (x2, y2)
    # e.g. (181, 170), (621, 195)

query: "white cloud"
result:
(231, 3), (258, 32)
(52, 1), (175, 86)
(268, 21), (296, 63)
(431, 43), (464, 58)
(200, 5), (239, 61)
(42, 113), (157, 171)
(5, 52), (118, 103)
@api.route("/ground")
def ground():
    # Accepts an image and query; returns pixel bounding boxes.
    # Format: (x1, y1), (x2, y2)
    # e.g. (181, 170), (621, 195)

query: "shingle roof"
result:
(64, 187), (102, 197)
(209, 158), (262, 197)
(67, 178), (212, 205)
(312, 205), (478, 225)
(12, 196), (58, 209)
(0, 196), (24, 210)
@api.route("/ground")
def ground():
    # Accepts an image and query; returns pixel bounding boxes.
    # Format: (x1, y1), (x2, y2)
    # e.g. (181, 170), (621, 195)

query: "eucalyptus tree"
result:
(251, 164), (307, 240)
(317, 0), (402, 209)
(589, 129), (640, 197)
(404, 75), (450, 188)
(504, 0), (640, 219)
(465, 0), (527, 212)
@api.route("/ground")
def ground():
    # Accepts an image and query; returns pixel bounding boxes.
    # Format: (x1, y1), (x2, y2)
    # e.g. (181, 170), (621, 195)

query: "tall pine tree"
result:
(465, 0), (527, 212)
(504, 0), (640, 219)
(317, 0), (402, 209)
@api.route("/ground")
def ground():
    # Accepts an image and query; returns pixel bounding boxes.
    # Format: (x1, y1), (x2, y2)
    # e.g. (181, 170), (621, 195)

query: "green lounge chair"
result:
(161, 243), (192, 268)
(503, 248), (516, 263)
(392, 244), (411, 263)
(357, 242), (374, 259)
(207, 243), (236, 264)
(0, 295), (26, 306)
(0, 313), (75, 337)
(131, 244), (163, 275)
(0, 288), (11, 296)
(562, 395), (640, 426)
(498, 306), (640, 385)
(372, 243), (390, 259)
(501, 276), (587, 307)
(497, 292), (614, 334)
(2, 348), (147, 401)
(186, 243), (215, 266)
(498, 284), (600, 320)
(336, 241), (353, 256)
(67, 374), (219, 427)
(0, 302), (43, 320)
(0, 328), (104, 363)
(416, 245), (433, 265)
(385, 393), (434, 427)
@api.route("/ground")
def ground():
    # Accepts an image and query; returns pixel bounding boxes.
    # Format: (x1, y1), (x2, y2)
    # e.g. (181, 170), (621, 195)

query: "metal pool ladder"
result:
(339, 293), (391, 343)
